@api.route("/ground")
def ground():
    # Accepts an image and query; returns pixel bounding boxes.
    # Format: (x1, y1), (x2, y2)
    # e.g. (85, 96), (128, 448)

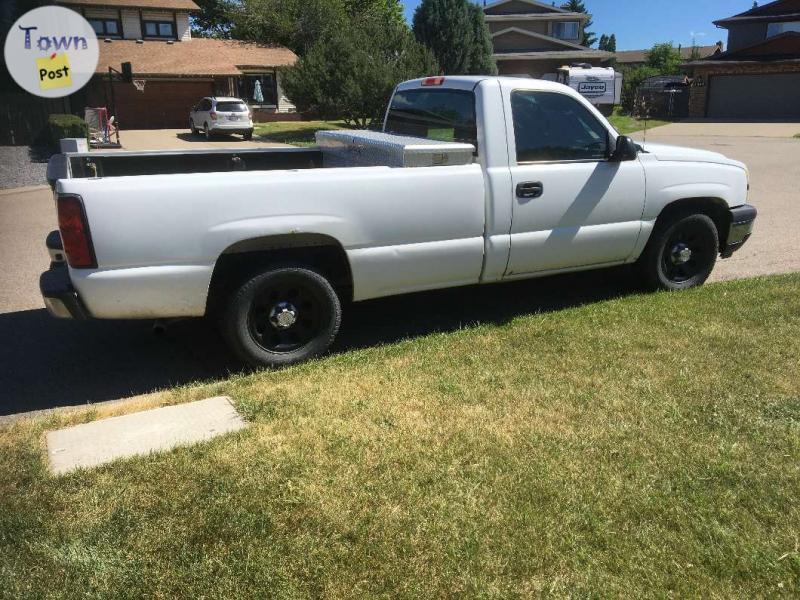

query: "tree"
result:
(412, 0), (497, 75)
(232, 0), (404, 55)
(646, 42), (683, 75)
(598, 34), (615, 52)
(191, 0), (234, 38)
(282, 14), (438, 128)
(560, 0), (596, 47)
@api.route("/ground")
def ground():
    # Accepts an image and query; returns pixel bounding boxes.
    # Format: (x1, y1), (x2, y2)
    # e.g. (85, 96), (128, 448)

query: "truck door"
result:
(504, 89), (645, 276)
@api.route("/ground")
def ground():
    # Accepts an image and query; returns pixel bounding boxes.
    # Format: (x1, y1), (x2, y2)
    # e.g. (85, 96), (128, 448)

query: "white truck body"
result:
(42, 76), (756, 365)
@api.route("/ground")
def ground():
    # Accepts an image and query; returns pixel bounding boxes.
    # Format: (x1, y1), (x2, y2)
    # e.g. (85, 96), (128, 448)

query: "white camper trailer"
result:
(556, 64), (622, 114)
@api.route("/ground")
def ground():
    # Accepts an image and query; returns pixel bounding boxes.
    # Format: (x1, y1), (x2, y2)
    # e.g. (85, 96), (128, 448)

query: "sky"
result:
(401, 0), (760, 51)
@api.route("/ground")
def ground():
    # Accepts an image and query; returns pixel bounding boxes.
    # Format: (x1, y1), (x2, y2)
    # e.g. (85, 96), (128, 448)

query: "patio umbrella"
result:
(253, 80), (264, 104)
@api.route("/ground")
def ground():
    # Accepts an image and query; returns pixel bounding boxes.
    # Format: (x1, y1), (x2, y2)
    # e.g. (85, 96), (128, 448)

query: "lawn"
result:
(608, 108), (671, 136)
(254, 120), (346, 146)
(1, 274), (799, 597)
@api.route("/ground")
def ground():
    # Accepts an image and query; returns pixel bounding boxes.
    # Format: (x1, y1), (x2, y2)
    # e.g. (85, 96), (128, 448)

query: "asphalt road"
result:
(1, 127), (798, 419)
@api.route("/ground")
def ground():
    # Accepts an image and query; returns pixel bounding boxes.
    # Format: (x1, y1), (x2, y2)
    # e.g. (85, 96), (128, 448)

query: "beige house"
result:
(483, 0), (613, 78)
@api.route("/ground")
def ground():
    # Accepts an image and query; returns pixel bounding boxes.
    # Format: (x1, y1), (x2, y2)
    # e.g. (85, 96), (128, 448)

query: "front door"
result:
(505, 90), (646, 276)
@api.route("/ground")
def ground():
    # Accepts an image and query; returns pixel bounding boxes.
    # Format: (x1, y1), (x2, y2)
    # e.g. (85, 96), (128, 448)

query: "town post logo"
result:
(4, 6), (99, 99)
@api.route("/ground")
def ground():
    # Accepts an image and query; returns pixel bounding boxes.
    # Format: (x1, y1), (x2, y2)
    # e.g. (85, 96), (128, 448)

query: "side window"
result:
(511, 91), (609, 162)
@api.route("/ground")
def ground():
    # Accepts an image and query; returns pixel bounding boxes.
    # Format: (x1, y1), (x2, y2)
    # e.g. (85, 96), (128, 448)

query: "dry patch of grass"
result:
(2, 275), (800, 597)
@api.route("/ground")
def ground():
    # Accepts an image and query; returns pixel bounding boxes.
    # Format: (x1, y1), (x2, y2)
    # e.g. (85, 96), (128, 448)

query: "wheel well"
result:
(205, 234), (353, 315)
(655, 198), (731, 248)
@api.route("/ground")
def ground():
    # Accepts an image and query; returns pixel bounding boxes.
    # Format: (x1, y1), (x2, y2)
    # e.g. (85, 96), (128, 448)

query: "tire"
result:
(204, 123), (212, 140)
(220, 267), (342, 368)
(640, 213), (719, 291)
(189, 119), (197, 135)
(242, 130), (253, 141)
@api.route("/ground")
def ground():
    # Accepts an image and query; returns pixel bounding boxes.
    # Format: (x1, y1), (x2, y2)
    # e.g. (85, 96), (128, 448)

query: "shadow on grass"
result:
(0, 267), (638, 418)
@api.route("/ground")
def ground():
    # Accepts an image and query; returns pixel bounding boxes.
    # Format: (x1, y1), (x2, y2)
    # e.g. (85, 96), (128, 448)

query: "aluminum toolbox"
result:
(315, 130), (475, 168)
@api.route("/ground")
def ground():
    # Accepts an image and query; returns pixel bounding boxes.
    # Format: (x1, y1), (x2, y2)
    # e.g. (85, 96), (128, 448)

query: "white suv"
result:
(189, 97), (254, 140)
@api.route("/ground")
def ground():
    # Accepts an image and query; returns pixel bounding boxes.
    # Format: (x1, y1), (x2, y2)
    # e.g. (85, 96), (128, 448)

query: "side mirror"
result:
(611, 135), (638, 162)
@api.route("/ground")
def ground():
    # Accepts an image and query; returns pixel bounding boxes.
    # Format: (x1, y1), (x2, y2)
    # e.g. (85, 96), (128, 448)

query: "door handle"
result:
(516, 181), (543, 199)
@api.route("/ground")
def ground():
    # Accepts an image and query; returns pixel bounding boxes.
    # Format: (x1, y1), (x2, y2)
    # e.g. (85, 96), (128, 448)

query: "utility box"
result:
(59, 138), (89, 153)
(315, 130), (475, 168)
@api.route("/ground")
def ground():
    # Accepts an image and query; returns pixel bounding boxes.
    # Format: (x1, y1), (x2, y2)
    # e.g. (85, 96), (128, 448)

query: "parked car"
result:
(43, 76), (756, 368)
(189, 97), (253, 140)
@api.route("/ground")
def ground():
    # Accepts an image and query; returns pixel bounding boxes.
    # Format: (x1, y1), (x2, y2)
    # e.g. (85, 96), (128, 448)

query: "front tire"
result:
(220, 267), (342, 368)
(640, 213), (719, 291)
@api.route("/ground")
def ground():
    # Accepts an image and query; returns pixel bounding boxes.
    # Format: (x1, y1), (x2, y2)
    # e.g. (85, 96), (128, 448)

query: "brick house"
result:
(483, 0), (613, 78)
(56, 0), (298, 128)
(685, 0), (800, 119)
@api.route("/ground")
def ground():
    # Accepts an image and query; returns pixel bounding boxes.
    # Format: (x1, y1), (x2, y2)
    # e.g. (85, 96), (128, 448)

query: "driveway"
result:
(1, 125), (798, 419)
(631, 122), (800, 281)
(116, 129), (287, 151)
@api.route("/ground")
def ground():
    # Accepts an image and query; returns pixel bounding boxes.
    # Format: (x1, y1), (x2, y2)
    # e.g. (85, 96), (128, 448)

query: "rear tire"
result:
(189, 119), (197, 135)
(242, 130), (253, 141)
(639, 213), (719, 291)
(220, 267), (342, 368)
(204, 123), (212, 140)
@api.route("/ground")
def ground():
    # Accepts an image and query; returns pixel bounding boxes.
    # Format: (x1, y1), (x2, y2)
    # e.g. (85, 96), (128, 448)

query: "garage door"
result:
(112, 80), (215, 129)
(707, 73), (800, 119)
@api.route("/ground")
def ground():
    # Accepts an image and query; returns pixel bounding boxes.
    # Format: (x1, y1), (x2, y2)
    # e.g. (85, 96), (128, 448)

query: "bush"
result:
(282, 14), (438, 128)
(41, 114), (89, 151)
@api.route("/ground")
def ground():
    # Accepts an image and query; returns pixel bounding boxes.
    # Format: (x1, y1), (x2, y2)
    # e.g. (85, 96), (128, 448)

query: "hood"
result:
(638, 142), (746, 170)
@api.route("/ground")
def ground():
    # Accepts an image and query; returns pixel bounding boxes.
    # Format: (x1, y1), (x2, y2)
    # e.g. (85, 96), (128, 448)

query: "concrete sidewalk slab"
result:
(46, 396), (246, 474)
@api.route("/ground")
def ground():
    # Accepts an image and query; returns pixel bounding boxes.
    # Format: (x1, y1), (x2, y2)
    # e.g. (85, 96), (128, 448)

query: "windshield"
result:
(384, 88), (477, 151)
(216, 102), (248, 112)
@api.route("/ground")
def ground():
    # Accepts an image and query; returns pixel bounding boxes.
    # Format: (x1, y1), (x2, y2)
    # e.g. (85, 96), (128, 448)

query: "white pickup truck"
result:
(42, 76), (756, 367)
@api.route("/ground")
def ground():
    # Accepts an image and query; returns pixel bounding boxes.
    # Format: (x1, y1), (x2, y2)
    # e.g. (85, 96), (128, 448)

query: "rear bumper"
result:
(721, 204), (757, 258)
(40, 264), (89, 320)
(209, 123), (253, 134)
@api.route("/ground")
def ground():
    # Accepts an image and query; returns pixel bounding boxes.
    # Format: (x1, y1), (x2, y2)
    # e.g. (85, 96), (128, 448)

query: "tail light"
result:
(57, 194), (96, 268)
(421, 76), (445, 86)
(210, 111), (218, 121)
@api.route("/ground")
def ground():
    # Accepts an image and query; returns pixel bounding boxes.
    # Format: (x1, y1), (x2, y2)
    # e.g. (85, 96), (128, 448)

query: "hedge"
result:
(42, 114), (89, 151)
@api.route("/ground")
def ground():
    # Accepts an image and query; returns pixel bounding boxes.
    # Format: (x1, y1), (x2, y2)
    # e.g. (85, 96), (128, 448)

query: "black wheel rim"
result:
(661, 221), (715, 283)
(247, 275), (327, 353)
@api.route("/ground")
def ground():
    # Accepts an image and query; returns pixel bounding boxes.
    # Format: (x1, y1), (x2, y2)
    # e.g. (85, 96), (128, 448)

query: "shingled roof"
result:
(615, 45), (720, 65)
(96, 38), (297, 76)
(57, 0), (200, 10)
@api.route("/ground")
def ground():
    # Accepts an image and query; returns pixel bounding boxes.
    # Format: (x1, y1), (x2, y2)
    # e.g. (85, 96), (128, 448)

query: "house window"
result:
(553, 21), (580, 41)
(143, 20), (175, 38)
(238, 73), (277, 106)
(767, 21), (800, 37)
(89, 18), (120, 37)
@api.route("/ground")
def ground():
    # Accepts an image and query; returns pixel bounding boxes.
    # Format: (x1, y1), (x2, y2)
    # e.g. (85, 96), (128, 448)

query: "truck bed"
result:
(47, 147), (323, 188)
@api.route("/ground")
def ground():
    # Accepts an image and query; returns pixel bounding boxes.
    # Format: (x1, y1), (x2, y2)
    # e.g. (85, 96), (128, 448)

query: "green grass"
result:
(794, 133), (800, 139)
(608, 108), (671, 135)
(254, 120), (346, 147)
(2, 275), (800, 597)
